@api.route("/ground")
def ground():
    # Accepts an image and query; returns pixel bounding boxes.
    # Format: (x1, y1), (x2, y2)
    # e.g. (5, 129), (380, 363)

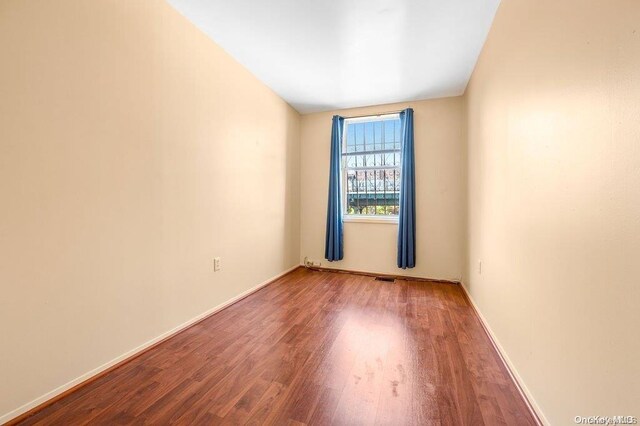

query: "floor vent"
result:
(374, 276), (395, 283)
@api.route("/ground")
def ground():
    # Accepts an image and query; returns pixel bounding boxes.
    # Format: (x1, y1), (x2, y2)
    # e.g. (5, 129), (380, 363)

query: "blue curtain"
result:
(397, 108), (416, 268)
(325, 115), (344, 261)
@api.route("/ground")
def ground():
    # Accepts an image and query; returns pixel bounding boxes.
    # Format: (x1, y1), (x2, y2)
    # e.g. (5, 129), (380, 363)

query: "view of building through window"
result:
(342, 115), (401, 216)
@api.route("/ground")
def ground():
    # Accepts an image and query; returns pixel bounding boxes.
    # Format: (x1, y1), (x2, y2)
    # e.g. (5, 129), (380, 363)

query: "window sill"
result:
(343, 215), (398, 224)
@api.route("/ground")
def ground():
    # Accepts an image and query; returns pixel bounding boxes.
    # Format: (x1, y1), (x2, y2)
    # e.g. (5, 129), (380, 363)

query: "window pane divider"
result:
(342, 148), (399, 156)
(345, 166), (398, 171)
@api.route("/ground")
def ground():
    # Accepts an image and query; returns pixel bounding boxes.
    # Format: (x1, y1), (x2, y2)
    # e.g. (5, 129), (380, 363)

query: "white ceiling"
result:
(167, 0), (500, 113)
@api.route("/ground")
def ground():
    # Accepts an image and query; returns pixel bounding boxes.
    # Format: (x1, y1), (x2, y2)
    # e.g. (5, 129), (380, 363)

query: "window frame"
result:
(341, 113), (401, 225)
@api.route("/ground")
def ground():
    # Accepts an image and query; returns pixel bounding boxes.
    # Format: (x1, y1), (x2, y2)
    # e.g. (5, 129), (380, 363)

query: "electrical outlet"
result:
(214, 257), (221, 272)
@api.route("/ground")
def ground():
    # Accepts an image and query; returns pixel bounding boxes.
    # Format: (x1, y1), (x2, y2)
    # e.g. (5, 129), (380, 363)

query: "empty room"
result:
(1, 0), (639, 425)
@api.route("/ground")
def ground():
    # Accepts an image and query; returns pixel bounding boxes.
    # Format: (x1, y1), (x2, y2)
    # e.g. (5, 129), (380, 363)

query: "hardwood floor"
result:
(14, 268), (536, 425)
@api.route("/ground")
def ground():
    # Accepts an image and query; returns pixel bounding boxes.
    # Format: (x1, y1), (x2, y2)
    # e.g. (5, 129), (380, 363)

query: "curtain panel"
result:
(325, 115), (344, 261)
(397, 108), (416, 268)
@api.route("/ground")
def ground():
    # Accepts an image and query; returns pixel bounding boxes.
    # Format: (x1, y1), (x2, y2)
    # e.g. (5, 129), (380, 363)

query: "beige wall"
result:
(300, 98), (467, 281)
(3, 0), (639, 423)
(465, 0), (640, 423)
(0, 0), (300, 420)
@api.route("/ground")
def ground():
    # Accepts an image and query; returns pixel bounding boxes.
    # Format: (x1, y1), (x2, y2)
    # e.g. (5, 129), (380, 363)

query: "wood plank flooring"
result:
(14, 268), (536, 425)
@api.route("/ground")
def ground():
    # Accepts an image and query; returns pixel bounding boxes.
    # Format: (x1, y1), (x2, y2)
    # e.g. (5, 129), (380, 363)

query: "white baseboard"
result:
(459, 282), (548, 426)
(0, 264), (300, 424)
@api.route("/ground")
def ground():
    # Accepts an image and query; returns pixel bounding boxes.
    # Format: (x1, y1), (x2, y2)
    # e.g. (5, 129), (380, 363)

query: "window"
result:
(342, 114), (401, 221)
